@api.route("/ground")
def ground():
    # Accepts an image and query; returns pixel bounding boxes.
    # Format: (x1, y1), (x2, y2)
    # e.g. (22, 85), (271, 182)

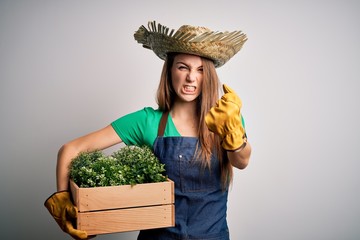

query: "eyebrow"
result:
(175, 61), (188, 65)
(175, 61), (203, 68)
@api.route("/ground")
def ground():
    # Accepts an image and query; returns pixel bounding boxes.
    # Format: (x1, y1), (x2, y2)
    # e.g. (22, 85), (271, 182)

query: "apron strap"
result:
(157, 111), (169, 137)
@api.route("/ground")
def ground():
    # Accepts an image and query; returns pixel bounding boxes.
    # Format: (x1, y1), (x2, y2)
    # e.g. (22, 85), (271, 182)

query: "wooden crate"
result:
(69, 179), (175, 235)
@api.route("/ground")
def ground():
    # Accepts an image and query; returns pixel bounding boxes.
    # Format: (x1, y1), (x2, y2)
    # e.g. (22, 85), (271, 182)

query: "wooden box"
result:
(69, 179), (175, 235)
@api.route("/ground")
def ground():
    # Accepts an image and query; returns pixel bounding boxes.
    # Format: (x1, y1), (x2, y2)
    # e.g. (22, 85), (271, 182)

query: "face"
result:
(171, 53), (203, 103)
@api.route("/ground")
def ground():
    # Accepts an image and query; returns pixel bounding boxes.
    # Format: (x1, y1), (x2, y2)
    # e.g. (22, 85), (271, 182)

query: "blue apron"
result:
(138, 112), (229, 240)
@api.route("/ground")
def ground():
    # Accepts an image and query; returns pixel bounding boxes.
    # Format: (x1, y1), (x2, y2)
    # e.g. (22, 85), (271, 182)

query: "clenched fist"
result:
(205, 84), (246, 151)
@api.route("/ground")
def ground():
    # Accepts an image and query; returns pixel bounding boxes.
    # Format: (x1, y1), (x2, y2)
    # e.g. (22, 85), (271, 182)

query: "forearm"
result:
(56, 143), (81, 191)
(55, 125), (122, 191)
(227, 141), (252, 169)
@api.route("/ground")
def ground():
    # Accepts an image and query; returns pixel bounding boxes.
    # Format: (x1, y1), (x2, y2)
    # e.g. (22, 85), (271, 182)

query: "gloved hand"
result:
(205, 84), (246, 151)
(44, 191), (89, 240)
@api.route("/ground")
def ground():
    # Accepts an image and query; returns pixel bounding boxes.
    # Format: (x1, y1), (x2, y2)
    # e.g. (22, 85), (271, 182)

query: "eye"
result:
(178, 65), (188, 70)
(198, 67), (203, 73)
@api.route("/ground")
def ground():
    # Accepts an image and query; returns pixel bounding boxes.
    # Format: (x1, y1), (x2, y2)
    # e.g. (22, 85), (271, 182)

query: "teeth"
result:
(185, 86), (195, 91)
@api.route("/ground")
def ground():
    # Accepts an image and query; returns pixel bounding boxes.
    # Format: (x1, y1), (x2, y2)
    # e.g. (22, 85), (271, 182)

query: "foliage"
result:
(69, 146), (167, 188)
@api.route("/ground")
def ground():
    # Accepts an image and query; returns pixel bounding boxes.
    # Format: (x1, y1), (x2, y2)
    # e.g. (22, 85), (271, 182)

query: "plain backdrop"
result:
(1, 0), (359, 239)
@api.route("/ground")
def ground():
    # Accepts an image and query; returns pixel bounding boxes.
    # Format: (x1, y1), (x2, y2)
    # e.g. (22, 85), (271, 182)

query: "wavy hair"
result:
(156, 53), (233, 188)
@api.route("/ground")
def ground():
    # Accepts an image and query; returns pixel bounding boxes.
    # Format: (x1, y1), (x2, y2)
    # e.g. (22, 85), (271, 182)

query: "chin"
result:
(181, 96), (199, 103)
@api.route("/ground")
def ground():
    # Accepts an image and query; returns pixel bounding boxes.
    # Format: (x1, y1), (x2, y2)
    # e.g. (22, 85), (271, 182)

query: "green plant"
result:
(69, 146), (167, 188)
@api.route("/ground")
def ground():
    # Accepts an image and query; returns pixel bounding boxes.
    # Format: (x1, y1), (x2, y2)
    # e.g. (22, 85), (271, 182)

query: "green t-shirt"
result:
(111, 107), (246, 148)
(111, 107), (180, 147)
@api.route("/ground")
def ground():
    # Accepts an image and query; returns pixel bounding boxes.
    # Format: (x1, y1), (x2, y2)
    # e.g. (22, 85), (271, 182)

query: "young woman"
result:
(45, 21), (251, 240)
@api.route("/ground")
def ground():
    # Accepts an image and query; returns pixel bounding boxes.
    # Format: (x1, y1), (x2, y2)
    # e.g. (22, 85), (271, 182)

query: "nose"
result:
(186, 71), (197, 82)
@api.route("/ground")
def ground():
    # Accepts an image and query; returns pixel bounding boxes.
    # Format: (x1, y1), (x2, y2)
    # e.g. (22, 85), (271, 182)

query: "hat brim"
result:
(134, 21), (247, 68)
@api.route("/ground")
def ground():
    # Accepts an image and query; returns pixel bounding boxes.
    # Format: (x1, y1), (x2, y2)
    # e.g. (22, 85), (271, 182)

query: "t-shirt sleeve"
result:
(241, 114), (246, 129)
(111, 107), (158, 146)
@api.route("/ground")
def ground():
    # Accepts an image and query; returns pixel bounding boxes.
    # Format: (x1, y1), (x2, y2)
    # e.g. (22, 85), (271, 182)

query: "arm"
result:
(205, 84), (252, 169)
(45, 125), (121, 239)
(56, 125), (122, 191)
(227, 141), (252, 169)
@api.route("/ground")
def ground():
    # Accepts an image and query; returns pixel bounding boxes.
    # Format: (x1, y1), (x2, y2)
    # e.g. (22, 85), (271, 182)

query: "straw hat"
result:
(134, 21), (247, 68)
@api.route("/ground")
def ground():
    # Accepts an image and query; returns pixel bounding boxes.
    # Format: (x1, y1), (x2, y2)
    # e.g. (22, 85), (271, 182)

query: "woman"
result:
(45, 21), (251, 240)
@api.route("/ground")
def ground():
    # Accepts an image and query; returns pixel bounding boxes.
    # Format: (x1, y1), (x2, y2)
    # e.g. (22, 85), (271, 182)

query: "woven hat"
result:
(134, 21), (247, 68)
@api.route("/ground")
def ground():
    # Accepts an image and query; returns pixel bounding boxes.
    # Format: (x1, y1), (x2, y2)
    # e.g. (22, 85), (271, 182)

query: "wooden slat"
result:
(70, 179), (174, 212)
(77, 204), (175, 235)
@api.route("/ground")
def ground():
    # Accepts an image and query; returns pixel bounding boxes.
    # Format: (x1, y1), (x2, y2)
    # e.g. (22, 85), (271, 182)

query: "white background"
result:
(1, 0), (359, 239)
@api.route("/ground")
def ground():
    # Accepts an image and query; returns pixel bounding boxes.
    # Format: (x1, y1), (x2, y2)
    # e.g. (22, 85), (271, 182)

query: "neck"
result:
(170, 101), (199, 137)
(171, 100), (197, 119)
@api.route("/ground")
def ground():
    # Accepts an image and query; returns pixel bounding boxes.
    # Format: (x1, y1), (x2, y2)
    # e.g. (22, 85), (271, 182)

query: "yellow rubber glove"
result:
(205, 84), (246, 151)
(44, 191), (89, 240)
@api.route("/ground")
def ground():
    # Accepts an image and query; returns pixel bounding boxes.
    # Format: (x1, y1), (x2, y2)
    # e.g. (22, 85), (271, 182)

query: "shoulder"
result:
(115, 107), (162, 120)
(123, 107), (165, 126)
(143, 107), (162, 115)
(111, 107), (164, 146)
(139, 107), (163, 121)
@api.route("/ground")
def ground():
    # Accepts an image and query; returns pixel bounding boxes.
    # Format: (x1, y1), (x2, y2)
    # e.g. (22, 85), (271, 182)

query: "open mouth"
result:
(184, 85), (196, 93)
